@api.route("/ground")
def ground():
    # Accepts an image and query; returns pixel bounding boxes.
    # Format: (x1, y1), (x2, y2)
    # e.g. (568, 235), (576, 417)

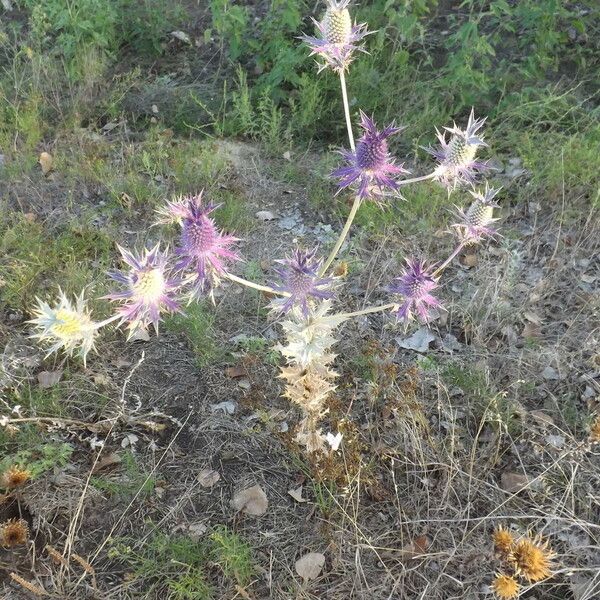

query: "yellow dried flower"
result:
(589, 415), (600, 443)
(0, 518), (29, 547)
(1, 465), (31, 489)
(493, 525), (515, 557)
(510, 535), (556, 582)
(492, 573), (520, 599)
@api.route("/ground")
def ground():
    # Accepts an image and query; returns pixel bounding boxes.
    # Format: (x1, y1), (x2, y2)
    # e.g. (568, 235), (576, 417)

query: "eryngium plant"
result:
(28, 1), (503, 454)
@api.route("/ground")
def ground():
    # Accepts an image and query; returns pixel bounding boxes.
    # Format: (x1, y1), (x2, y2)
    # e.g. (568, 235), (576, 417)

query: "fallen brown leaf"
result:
(231, 484), (268, 516)
(295, 552), (325, 581)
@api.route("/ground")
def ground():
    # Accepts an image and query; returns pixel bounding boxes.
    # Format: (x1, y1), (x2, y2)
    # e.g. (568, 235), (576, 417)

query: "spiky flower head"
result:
(510, 535), (556, 582)
(332, 111), (409, 200)
(389, 258), (441, 324)
(29, 290), (97, 366)
(158, 192), (241, 297)
(427, 109), (489, 190)
(271, 247), (334, 316)
(493, 526), (515, 557)
(106, 244), (181, 338)
(1, 466), (31, 489)
(301, 0), (370, 73)
(0, 518), (29, 547)
(453, 183), (501, 244)
(492, 573), (520, 600)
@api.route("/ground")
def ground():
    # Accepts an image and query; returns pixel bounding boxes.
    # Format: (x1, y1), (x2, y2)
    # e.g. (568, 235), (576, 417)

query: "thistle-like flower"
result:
(29, 290), (98, 366)
(107, 244), (181, 337)
(0, 518), (29, 547)
(389, 258), (441, 324)
(301, 0), (370, 73)
(332, 111), (409, 200)
(510, 535), (556, 583)
(493, 525), (515, 558)
(427, 109), (489, 190)
(1, 466), (31, 489)
(453, 183), (501, 244)
(158, 192), (241, 297)
(271, 247), (334, 316)
(492, 573), (520, 600)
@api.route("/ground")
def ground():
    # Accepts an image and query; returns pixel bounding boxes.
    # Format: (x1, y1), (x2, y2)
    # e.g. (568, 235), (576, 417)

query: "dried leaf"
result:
(255, 210), (276, 221)
(197, 468), (221, 488)
(210, 401), (236, 415)
(522, 322), (541, 339)
(92, 453), (122, 473)
(295, 552), (325, 581)
(225, 365), (246, 378)
(231, 484), (268, 516)
(501, 471), (530, 493)
(39, 151), (53, 175)
(397, 328), (436, 353)
(170, 30), (191, 44)
(288, 485), (306, 503)
(461, 253), (478, 267)
(523, 311), (542, 325)
(399, 535), (431, 559)
(37, 370), (62, 388)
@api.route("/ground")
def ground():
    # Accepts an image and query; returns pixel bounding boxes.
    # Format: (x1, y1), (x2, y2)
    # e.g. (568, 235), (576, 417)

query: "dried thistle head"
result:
(492, 573), (520, 599)
(510, 535), (556, 582)
(493, 525), (515, 557)
(28, 289), (98, 366)
(0, 518), (29, 547)
(1, 466), (31, 489)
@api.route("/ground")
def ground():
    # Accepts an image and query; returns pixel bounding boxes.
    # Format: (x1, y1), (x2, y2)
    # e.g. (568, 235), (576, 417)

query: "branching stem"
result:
(339, 71), (355, 151)
(223, 272), (288, 297)
(433, 242), (466, 278)
(335, 302), (398, 320)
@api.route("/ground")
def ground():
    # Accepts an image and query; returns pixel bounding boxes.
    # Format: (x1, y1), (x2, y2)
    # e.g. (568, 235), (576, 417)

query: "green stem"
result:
(319, 195), (362, 276)
(223, 272), (288, 296)
(432, 242), (466, 278)
(339, 70), (355, 151)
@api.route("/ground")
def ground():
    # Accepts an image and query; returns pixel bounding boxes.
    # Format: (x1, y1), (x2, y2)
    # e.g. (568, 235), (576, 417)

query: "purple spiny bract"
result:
(332, 111), (409, 200)
(162, 192), (241, 297)
(452, 183), (501, 244)
(389, 258), (441, 324)
(107, 244), (180, 337)
(301, 0), (370, 73)
(271, 247), (334, 316)
(427, 108), (490, 190)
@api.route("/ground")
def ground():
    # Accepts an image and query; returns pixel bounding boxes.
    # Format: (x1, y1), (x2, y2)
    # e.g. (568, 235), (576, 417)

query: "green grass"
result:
(0, 440), (73, 480)
(165, 302), (225, 367)
(107, 526), (253, 598)
(91, 450), (155, 499)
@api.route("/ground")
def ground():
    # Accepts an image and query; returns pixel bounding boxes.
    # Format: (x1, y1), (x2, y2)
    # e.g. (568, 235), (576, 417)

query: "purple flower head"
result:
(426, 109), (490, 190)
(332, 111), (409, 200)
(301, 0), (370, 73)
(159, 192), (241, 297)
(389, 258), (442, 324)
(107, 243), (181, 337)
(271, 247), (334, 316)
(452, 183), (501, 244)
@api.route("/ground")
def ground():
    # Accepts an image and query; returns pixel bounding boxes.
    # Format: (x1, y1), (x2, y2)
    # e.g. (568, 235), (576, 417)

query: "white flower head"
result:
(28, 289), (98, 366)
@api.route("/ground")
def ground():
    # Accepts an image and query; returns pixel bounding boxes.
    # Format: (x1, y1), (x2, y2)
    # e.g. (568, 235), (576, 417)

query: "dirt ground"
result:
(1, 125), (599, 599)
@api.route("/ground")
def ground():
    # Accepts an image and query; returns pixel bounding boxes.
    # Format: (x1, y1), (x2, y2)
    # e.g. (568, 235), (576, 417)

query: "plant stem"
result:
(223, 272), (288, 296)
(95, 314), (122, 329)
(397, 171), (437, 186)
(320, 195), (362, 276)
(339, 71), (355, 151)
(432, 242), (466, 278)
(335, 302), (398, 320)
